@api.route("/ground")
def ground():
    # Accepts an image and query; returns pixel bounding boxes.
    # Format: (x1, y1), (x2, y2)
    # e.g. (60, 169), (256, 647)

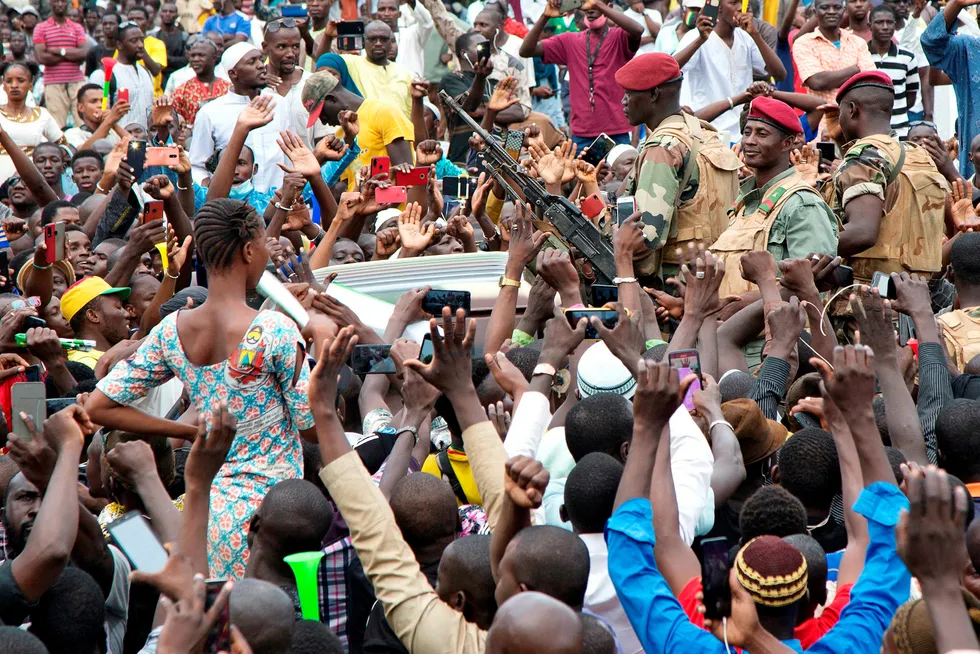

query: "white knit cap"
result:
(221, 42), (260, 73)
(576, 342), (637, 399)
(374, 208), (401, 232)
(606, 144), (639, 167)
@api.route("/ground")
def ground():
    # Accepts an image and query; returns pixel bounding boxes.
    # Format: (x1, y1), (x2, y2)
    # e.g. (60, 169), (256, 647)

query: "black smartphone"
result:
(23, 316), (46, 331)
(423, 290), (471, 315)
(419, 334), (434, 364)
(204, 580), (231, 654)
(871, 270), (895, 299)
(668, 348), (702, 411)
(442, 176), (470, 199)
(701, 0), (720, 24)
(816, 141), (836, 165)
(23, 364), (42, 383)
(591, 284), (619, 306)
(793, 411), (822, 430)
(126, 139), (147, 179)
(832, 264), (854, 289)
(581, 133), (616, 167)
(337, 20), (365, 50)
(565, 308), (618, 339)
(106, 511), (168, 573)
(350, 344), (396, 375)
(45, 397), (77, 413)
(475, 40), (491, 63)
(639, 211), (665, 249)
(701, 537), (732, 620)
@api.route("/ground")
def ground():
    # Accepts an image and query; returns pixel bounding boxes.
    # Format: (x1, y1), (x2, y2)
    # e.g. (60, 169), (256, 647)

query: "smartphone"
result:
(43, 221), (65, 265)
(701, 0), (720, 24)
(337, 20), (365, 50)
(204, 580), (232, 653)
(350, 344), (396, 375)
(639, 211), (666, 248)
(871, 270), (895, 299)
(117, 88), (129, 103)
(23, 316), (46, 331)
(143, 200), (165, 224)
(616, 196), (635, 226)
(668, 348), (702, 411)
(375, 186), (407, 204)
(371, 156), (390, 178)
(419, 334), (434, 364)
(700, 537), (732, 620)
(816, 141), (836, 166)
(280, 3), (308, 16)
(394, 167), (429, 186)
(146, 145), (179, 167)
(581, 133), (616, 167)
(475, 40), (491, 63)
(793, 411), (822, 430)
(23, 364), (42, 383)
(504, 129), (524, 158)
(442, 176), (470, 199)
(580, 192), (605, 220)
(684, 7), (698, 26)
(11, 381), (45, 442)
(832, 264), (854, 289)
(565, 308), (618, 339)
(126, 140), (147, 179)
(46, 397), (77, 413)
(591, 284), (618, 306)
(422, 289), (471, 315)
(106, 511), (169, 573)
(558, 0), (583, 13)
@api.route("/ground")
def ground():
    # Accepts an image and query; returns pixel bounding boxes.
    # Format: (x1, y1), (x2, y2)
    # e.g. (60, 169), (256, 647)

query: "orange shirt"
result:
(792, 29), (877, 104)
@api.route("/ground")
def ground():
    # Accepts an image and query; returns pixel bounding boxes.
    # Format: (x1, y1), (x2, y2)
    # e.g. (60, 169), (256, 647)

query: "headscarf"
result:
(314, 54), (363, 98)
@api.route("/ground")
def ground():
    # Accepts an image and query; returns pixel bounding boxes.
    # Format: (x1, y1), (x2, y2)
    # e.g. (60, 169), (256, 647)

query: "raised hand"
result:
(415, 139), (442, 166)
(683, 248), (739, 319)
(738, 249), (777, 287)
(485, 350), (531, 399)
(850, 286), (897, 360)
(505, 203), (548, 275)
(397, 202), (436, 255)
(184, 402), (237, 489)
(277, 130), (322, 179)
(374, 226), (401, 259)
(488, 401), (512, 439)
(504, 456), (550, 509)
(572, 158), (598, 184)
(410, 77), (431, 99)
(155, 575), (234, 653)
(488, 76), (520, 113)
(467, 172), (493, 218)
(308, 325), (359, 412)
(314, 135), (349, 163)
(594, 303), (644, 374)
(889, 272), (932, 318)
(537, 248), (582, 305)
(777, 257), (820, 298)
(612, 212), (645, 259)
(237, 95), (276, 131)
(815, 344), (877, 411)
(633, 359), (697, 433)
(403, 307), (477, 396)
(338, 110), (359, 142)
(150, 94), (174, 128)
(950, 177), (980, 232)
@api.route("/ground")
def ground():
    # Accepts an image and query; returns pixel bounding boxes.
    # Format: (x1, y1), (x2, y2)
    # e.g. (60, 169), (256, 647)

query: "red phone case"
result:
(117, 89), (129, 103)
(371, 157), (391, 177)
(143, 200), (165, 224)
(43, 224), (57, 265)
(394, 167), (429, 186)
(580, 193), (605, 219)
(375, 186), (407, 204)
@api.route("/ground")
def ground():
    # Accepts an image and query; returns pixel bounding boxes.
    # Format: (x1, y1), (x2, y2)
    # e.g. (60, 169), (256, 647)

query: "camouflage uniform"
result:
(937, 306), (980, 372)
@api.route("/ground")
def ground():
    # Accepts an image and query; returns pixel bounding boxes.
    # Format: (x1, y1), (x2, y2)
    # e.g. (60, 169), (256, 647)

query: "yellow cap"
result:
(61, 277), (131, 323)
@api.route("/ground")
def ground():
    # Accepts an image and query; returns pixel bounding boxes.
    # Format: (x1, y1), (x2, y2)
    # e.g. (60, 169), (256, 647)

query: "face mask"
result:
(230, 179), (253, 199)
(585, 14), (607, 29)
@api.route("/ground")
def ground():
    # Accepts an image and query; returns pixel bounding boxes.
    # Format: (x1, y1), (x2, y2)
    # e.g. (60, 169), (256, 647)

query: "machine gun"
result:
(438, 90), (617, 284)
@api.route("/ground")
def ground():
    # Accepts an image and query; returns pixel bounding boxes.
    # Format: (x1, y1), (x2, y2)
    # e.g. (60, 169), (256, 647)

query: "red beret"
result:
(835, 70), (894, 103)
(746, 97), (803, 135)
(615, 53), (682, 92)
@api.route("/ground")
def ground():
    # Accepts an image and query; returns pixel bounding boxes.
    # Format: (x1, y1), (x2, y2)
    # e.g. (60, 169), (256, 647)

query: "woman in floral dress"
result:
(88, 195), (316, 579)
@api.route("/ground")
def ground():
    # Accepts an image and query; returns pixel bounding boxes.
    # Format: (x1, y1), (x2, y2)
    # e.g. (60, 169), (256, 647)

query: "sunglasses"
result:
(908, 120), (938, 131)
(264, 17), (299, 32)
(7, 176), (21, 187)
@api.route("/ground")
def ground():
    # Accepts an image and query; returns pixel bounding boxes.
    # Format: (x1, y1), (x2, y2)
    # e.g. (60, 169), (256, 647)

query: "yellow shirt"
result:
(338, 97), (415, 191)
(115, 36), (168, 96)
(341, 55), (414, 119)
(421, 447), (482, 507)
(176, 0), (215, 33)
(67, 348), (104, 369)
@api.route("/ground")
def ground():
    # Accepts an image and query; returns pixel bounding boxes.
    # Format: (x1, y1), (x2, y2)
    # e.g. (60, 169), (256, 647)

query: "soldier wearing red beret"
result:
(710, 96), (838, 297)
(613, 52), (740, 282)
(827, 69), (949, 337)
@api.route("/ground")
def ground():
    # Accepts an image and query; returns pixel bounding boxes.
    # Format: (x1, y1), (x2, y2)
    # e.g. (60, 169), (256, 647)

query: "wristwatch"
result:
(59, 47), (66, 57)
(498, 276), (520, 288)
(532, 363), (558, 379)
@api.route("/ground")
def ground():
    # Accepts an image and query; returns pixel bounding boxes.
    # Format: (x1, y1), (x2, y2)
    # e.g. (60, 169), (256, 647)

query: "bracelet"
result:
(708, 419), (734, 433)
(311, 225), (325, 246)
(274, 201), (291, 212)
(165, 269), (180, 280)
(727, 97), (734, 110)
(612, 276), (637, 285)
(95, 181), (108, 193)
(32, 262), (51, 270)
(177, 183), (189, 191)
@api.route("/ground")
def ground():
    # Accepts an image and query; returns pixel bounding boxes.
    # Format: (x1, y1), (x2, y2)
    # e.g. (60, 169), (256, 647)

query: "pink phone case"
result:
(376, 186), (407, 204)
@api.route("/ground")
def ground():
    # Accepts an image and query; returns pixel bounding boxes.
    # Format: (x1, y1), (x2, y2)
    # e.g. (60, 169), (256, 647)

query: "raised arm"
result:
(0, 124), (59, 207)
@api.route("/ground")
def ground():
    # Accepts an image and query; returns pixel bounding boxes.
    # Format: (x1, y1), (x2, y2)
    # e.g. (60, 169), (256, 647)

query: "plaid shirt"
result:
(319, 535), (354, 647)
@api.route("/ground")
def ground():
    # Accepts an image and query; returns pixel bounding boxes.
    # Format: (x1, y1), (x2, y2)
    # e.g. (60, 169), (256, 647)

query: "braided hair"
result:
(193, 199), (264, 271)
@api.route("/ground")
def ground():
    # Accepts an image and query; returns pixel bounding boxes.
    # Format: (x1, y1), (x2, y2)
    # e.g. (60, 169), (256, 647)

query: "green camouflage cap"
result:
(303, 71), (340, 128)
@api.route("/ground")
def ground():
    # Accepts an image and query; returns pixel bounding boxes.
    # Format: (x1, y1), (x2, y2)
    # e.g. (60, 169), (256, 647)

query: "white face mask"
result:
(230, 179), (253, 199)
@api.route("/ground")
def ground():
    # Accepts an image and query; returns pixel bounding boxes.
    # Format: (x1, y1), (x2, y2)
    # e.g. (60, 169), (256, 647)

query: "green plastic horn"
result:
(284, 551), (324, 621)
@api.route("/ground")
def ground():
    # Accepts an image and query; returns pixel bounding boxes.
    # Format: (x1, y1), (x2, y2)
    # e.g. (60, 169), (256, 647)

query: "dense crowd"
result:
(0, 0), (978, 651)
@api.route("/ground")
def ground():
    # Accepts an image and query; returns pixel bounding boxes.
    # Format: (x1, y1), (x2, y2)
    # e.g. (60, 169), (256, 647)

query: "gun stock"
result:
(438, 91), (618, 284)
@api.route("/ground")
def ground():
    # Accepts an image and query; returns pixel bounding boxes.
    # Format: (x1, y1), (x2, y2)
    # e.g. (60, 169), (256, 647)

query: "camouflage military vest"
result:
(937, 309), (980, 372)
(625, 113), (741, 276)
(711, 169), (816, 297)
(834, 135), (949, 282)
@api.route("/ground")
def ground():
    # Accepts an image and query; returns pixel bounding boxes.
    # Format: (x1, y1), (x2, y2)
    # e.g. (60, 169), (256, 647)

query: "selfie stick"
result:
(257, 271), (310, 328)
(284, 551), (324, 621)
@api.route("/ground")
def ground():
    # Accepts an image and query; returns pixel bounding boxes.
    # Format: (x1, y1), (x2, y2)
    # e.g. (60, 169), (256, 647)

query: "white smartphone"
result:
(106, 511), (169, 573)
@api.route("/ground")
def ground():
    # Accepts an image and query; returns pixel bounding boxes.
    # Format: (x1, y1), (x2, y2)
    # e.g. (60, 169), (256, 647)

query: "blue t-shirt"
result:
(202, 12), (251, 36)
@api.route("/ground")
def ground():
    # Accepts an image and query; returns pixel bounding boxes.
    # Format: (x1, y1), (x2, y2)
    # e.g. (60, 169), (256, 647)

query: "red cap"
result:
(746, 97), (803, 135)
(835, 70), (894, 103)
(614, 53), (683, 92)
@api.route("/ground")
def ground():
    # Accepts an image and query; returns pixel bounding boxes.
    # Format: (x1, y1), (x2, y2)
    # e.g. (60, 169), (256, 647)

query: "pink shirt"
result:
(33, 18), (86, 84)
(541, 27), (636, 138)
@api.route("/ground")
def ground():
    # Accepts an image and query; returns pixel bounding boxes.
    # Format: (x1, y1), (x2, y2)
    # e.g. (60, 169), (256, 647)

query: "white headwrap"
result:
(220, 43), (260, 73)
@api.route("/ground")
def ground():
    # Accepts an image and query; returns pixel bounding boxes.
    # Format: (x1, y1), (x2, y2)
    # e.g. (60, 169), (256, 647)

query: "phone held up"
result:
(667, 348), (702, 411)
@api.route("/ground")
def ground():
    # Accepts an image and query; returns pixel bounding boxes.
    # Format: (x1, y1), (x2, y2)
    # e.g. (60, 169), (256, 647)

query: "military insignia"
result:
(229, 325), (266, 383)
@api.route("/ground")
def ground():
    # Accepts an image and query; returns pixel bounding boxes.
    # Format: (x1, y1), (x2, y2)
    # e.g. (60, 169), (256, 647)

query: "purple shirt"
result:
(541, 26), (636, 138)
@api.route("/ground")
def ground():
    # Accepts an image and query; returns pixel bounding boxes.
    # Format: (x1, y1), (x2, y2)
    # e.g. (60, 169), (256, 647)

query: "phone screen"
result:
(871, 271), (894, 299)
(591, 284), (619, 307)
(668, 349), (702, 410)
(700, 537), (732, 620)
(107, 511), (169, 573)
(126, 140), (147, 179)
(816, 141), (836, 165)
(422, 290), (471, 315)
(581, 134), (616, 167)
(616, 197), (635, 225)
(11, 381), (45, 442)
(351, 345), (396, 375)
(419, 335), (434, 364)
(204, 580), (232, 653)
(565, 309), (618, 339)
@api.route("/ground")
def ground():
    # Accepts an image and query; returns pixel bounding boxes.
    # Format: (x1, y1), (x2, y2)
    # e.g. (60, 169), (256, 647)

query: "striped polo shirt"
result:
(32, 17), (86, 84)
(869, 41), (919, 138)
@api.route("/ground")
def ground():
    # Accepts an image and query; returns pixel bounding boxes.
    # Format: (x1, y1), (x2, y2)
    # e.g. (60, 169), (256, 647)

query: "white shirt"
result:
(91, 63), (156, 130)
(394, 2), (434, 78)
(580, 533), (644, 654)
(624, 7), (663, 55)
(164, 62), (230, 96)
(677, 28), (766, 141)
(189, 90), (292, 192)
(500, 32), (536, 88)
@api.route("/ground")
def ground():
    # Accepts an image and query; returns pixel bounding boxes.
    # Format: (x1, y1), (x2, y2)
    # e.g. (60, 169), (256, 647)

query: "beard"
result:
(1, 513), (29, 558)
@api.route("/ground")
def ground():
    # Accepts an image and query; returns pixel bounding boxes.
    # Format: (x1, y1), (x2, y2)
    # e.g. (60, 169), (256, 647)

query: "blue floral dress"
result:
(96, 310), (315, 579)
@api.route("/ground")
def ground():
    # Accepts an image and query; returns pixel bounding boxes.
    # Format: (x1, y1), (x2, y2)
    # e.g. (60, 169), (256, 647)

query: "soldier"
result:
(614, 52), (741, 284)
(938, 233), (980, 371)
(831, 70), (950, 286)
(712, 97), (838, 297)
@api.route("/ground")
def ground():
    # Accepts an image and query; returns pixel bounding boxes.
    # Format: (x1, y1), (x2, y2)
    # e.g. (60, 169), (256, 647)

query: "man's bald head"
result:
(487, 592), (583, 654)
(229, 579), (296, 652)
